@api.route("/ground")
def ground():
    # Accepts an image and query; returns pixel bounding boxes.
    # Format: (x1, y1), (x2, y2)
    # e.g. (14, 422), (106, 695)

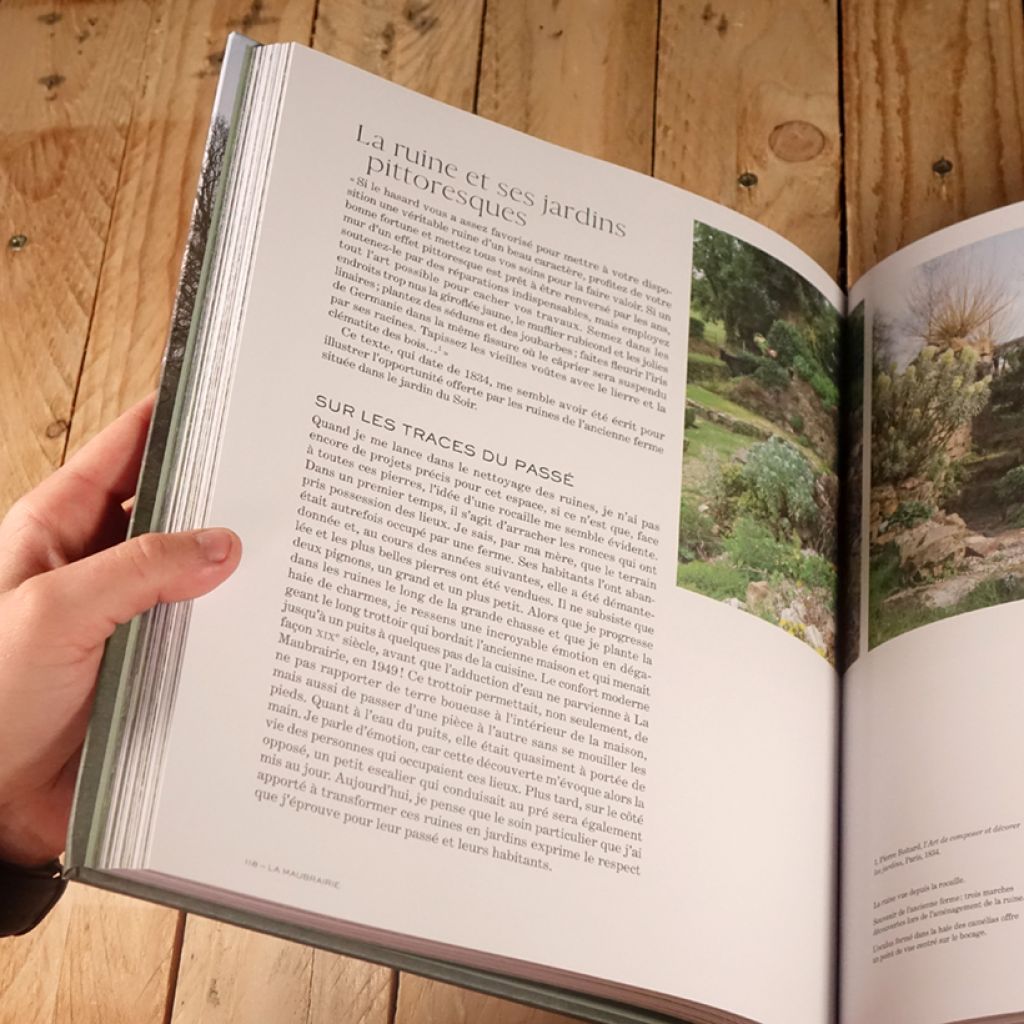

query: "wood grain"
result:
(67, 0), (317, 455)
(171, 916), (392, 1024)
(477, 0), (658, 173)
(844, 0), (1024, 282)
(9, 5), (1021, 1024)
(0, 883), (73, 1024)
(0, 0), (151, 515)
(54, 887), (182, 1024)
(13, 5), (328, 1024)
(395, 975), (581, 1024)
(656, 0), (841, 279)
(313, 0), (486, 110)
(0, 885), (180, 1024)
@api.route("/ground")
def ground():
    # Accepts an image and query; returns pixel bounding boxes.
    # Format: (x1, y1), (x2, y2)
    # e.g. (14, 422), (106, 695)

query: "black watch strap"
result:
(0, 859), (67, 937)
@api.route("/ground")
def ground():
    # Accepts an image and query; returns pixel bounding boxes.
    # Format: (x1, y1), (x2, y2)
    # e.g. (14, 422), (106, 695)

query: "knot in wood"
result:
(769, 121), (826, 163)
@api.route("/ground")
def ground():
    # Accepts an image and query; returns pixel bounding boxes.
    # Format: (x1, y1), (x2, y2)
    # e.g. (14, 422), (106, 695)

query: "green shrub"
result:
(720, 348), (761, 376)
(677, 559), (749, 601)
(868, 542), (907, 609)
(872, 345), (989, 488)
(678, 501), (721, 562)
(798, 553), (837, 592)
(883, 499), (934, 532)
(765, 319), (839, 410)
(991, 349), (1024, 410)
(707, 460), (748, 532)
(686, 353), (730, 383)
(996, 465), (1024, 504)
(754, 358), (789, 391)
(684, 405), (697, 429)
(789, 413), (805, 433)
(690, 315), (705, 340)
(809, 370), (839, 410)
(793, 354), (839, 409)
(767, 320), (811, 367)
(723, 517), (800, 580)
(740, 437), (819, 540)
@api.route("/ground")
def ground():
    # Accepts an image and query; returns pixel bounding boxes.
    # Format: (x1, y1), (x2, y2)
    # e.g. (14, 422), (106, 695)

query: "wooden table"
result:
(1, 1), (1022, 1021)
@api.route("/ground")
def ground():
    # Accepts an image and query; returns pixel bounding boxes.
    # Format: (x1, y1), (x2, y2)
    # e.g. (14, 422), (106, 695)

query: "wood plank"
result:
(313, 0), (486, 110)
(0, 6), (174, 1021)
(171, 916), (392, 1024)
(656, 0), (841, 279)
(54, 887), (182, 1024)
(0, 885), (180, 1024)
(167, 4), (489, 1023)
(395, 975), (580, 1024)
(67, 0), (318, 454)
(0, 0), (151, 515)
(843, 0), (1024, 282)
(393, 5), (656, 1023)
(27, 4), (335, 1024)
(0, 883), (73, 1024)
(477, 0), (658, 172)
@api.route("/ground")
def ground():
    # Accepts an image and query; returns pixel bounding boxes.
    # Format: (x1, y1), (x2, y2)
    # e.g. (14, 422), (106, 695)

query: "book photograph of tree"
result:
(679, 222), (841, 663)
(868, 231), (1024, 647)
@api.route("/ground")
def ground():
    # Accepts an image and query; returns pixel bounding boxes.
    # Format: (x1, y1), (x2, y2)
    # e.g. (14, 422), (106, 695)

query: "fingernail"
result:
(195, 528), (234, 563)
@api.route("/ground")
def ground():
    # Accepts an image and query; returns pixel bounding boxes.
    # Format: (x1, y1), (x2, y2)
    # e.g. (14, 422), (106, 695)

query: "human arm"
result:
(0, 396), (240, 931)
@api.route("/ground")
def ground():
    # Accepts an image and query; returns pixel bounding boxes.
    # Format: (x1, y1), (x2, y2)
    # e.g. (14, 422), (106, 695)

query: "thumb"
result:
(19, 528), (242, 652)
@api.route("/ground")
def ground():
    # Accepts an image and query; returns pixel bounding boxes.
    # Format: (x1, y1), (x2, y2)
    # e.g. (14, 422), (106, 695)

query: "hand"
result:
(0, 395), (241, 866)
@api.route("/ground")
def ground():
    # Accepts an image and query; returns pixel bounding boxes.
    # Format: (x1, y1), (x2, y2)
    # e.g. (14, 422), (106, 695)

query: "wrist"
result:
(0, 858), (66, 936)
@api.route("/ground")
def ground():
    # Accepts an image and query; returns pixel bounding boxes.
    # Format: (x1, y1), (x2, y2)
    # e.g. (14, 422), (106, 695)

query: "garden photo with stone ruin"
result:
(869, 231), (1024, 647)
(679, 223), (841, 663)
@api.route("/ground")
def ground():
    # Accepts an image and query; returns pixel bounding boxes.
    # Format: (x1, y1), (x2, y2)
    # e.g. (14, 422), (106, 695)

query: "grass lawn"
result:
(701, 319), (726, 346)
(685, 419), (750, 462)
(688, 352), (729, 371)
(868, 550), (1024, 648)
(687, 383), (761, 418)
(687, 383), (826, 471)
(680, 420), (750, 504)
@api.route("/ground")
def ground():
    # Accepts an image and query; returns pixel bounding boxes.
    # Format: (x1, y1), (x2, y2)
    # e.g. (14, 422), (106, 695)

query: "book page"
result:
(842, 206), (1024, 1024)
(147, 45), (839, 1024)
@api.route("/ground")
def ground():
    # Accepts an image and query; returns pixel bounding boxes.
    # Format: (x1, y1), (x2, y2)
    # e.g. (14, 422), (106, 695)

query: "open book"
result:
(67, 35), (1024, 1024)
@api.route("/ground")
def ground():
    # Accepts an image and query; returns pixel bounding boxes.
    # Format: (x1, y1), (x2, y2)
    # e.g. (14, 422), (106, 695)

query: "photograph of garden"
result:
(868, 231), (1024, 647)
(840, 301), (865, 670)
(678, 222), (842, 663)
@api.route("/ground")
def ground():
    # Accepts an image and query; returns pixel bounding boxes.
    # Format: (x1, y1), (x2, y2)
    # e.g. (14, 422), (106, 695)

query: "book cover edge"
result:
(65, 32), (261, 871)
(66, 866), (687, 1024)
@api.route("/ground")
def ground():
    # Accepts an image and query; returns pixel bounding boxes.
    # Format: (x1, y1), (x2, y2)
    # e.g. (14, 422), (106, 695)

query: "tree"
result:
(903, 259), (1013, 355)
(991, 346), (1024, 410)
(691, 222), (830, 352)
(872, 345), (990, 487)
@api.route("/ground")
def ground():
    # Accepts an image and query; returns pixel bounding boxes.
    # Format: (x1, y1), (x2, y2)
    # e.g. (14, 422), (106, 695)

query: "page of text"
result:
(149, 45), (838, 1024)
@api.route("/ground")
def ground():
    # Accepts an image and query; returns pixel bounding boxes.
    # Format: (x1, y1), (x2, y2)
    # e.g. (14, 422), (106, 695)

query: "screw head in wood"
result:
(932, 157), (953, 177)
(737, 171), (758, 188)
(8, 234), (28, 251)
